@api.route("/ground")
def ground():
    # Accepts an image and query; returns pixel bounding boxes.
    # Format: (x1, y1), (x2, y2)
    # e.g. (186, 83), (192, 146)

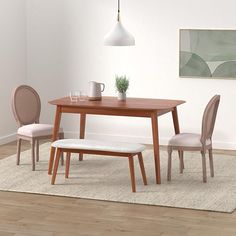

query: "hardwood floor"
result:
(0, 141), (236, 236)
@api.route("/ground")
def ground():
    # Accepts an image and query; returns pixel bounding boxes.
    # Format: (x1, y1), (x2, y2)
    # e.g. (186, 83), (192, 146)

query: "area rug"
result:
(0, 143), (236, 213)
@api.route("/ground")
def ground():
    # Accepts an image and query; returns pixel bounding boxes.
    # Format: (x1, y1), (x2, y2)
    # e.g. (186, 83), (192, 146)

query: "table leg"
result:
(79, 113), (86, 161)
(172, 107), (180, 134)
(151, 112), (161, 184)
(48, 106), (62, 175)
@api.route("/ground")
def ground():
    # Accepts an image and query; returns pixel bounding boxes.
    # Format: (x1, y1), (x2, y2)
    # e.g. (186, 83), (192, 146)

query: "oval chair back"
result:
(11, 85), (41, 127)
(200, 95), (220, 146)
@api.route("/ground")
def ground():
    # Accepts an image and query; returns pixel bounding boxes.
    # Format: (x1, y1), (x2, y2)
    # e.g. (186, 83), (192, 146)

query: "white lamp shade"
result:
(104, 21), (135, 46)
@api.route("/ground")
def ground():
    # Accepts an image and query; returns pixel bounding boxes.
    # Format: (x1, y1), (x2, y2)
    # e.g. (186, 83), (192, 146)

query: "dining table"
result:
(48, 96), (185, 184)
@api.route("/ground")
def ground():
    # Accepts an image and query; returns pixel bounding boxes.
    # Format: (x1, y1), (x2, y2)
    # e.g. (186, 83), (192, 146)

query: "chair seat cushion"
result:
(18, 124), (63, 138)
(52, 139), (145, 154)
(168, 133), (211, 147)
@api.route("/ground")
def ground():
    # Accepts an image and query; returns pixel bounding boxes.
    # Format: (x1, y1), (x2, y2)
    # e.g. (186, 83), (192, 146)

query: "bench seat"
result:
(52, 139), (145, 154)
(51, 139), (147, 192)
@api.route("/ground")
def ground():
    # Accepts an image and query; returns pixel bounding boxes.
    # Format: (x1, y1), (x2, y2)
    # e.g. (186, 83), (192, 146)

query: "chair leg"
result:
(128, 156), (136, 193)
(201, 151), (207, 183)
(16, 138), (22, 165)
(31, 139), (36, 171)
(208, 148), (214, 177)
(60, 153), (64, 166)
(59, 132), (64, 140)
(178, 150), (185, 169)
(137, 153), (147, 185)
(167, 146), (172, 181)
(65, 152), (71, 178)
(51, 149), (61, 185)
(179, 151), (184, 174)
(36, 140), (39, 162)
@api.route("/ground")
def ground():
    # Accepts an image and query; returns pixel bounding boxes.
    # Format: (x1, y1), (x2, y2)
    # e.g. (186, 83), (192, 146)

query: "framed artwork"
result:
(179, 29), (236, 79)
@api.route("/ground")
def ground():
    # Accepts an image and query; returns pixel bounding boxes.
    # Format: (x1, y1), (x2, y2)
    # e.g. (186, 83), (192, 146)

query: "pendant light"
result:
(104, 0), (135, 46)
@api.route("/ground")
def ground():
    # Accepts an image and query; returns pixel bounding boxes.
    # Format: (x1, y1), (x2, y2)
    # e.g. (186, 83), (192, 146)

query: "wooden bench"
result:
(51, 139), (148, 192)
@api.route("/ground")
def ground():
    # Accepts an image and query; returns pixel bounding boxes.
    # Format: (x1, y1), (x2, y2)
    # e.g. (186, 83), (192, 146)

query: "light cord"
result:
(117, 0), (120, 21)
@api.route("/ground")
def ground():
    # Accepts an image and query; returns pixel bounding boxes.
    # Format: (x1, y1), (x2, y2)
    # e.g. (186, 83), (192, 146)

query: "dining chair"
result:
(167, 95), (220, 183)
(11, 85), (64, 171)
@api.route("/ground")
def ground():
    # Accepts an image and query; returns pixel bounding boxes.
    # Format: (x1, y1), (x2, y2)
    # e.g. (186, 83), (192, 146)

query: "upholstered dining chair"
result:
(12, 85), (64, 171)
(167, 95), (220, 183)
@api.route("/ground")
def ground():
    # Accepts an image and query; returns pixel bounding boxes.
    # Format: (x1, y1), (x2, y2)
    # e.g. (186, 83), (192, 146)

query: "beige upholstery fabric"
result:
(52, 139), (145, 153)
(17, 124), (62, 138)
(168, 133), (211, 147)
(18, 124), (63, 138)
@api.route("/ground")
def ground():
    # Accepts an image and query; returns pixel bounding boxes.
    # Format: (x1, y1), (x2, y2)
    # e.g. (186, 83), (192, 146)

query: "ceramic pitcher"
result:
(88, 81), (105, 101)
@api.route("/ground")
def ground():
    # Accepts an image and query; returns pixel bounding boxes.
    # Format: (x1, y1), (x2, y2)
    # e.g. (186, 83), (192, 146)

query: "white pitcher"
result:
(88, 81), (105, 101)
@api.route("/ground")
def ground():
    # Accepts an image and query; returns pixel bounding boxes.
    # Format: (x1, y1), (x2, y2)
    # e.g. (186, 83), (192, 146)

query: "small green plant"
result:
(115, 75), (129, 93)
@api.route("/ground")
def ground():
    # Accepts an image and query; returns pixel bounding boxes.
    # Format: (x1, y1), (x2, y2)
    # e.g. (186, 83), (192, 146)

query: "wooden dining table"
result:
(48, 96), (185, 184)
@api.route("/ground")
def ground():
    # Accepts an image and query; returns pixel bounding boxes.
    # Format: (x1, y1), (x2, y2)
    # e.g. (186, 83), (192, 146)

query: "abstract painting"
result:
(179, 29), (236, 79)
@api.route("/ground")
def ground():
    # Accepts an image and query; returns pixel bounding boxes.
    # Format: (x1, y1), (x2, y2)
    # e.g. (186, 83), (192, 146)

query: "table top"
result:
(49, 96), (185, 111)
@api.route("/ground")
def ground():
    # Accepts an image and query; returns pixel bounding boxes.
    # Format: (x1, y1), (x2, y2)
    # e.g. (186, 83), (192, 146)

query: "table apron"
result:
(60, 106), (174, 117)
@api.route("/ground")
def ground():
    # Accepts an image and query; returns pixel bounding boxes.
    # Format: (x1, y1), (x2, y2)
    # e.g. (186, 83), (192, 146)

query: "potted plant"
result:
(115, 75), (129, 101)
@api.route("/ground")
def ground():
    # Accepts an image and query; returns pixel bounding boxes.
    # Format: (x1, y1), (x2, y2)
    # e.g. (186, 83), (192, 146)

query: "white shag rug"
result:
(0, 143), (236, 213)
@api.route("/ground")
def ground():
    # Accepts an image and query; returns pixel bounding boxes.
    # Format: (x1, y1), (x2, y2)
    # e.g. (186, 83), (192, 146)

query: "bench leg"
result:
(128, 156), (136, 193)
(138, 153), (147, 185)
(65, 152), (71, 178)
(51, 149), (61, 185)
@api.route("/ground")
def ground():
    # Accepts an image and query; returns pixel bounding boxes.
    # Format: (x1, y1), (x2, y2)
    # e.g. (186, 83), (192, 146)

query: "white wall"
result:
(26, 0), (236, 149)
(0, 0), (27, 144)
(26, 0), (68, 125)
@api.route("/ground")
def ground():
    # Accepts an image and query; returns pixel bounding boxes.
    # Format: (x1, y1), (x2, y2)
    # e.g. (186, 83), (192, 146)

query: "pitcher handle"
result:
(100, 83), (105, 92)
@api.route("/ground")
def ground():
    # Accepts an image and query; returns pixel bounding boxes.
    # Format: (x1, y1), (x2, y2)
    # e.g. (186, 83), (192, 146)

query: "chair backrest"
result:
(11, 85), (41, 126)
(200, 95), (220, 145)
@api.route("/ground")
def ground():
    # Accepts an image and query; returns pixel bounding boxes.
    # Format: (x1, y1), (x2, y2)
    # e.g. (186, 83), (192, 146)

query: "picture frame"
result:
(179, 29), (236, 79)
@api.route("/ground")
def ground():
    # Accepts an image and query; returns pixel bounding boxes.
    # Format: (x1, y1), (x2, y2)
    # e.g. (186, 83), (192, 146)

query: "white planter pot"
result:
(118, 92), (126, 101)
